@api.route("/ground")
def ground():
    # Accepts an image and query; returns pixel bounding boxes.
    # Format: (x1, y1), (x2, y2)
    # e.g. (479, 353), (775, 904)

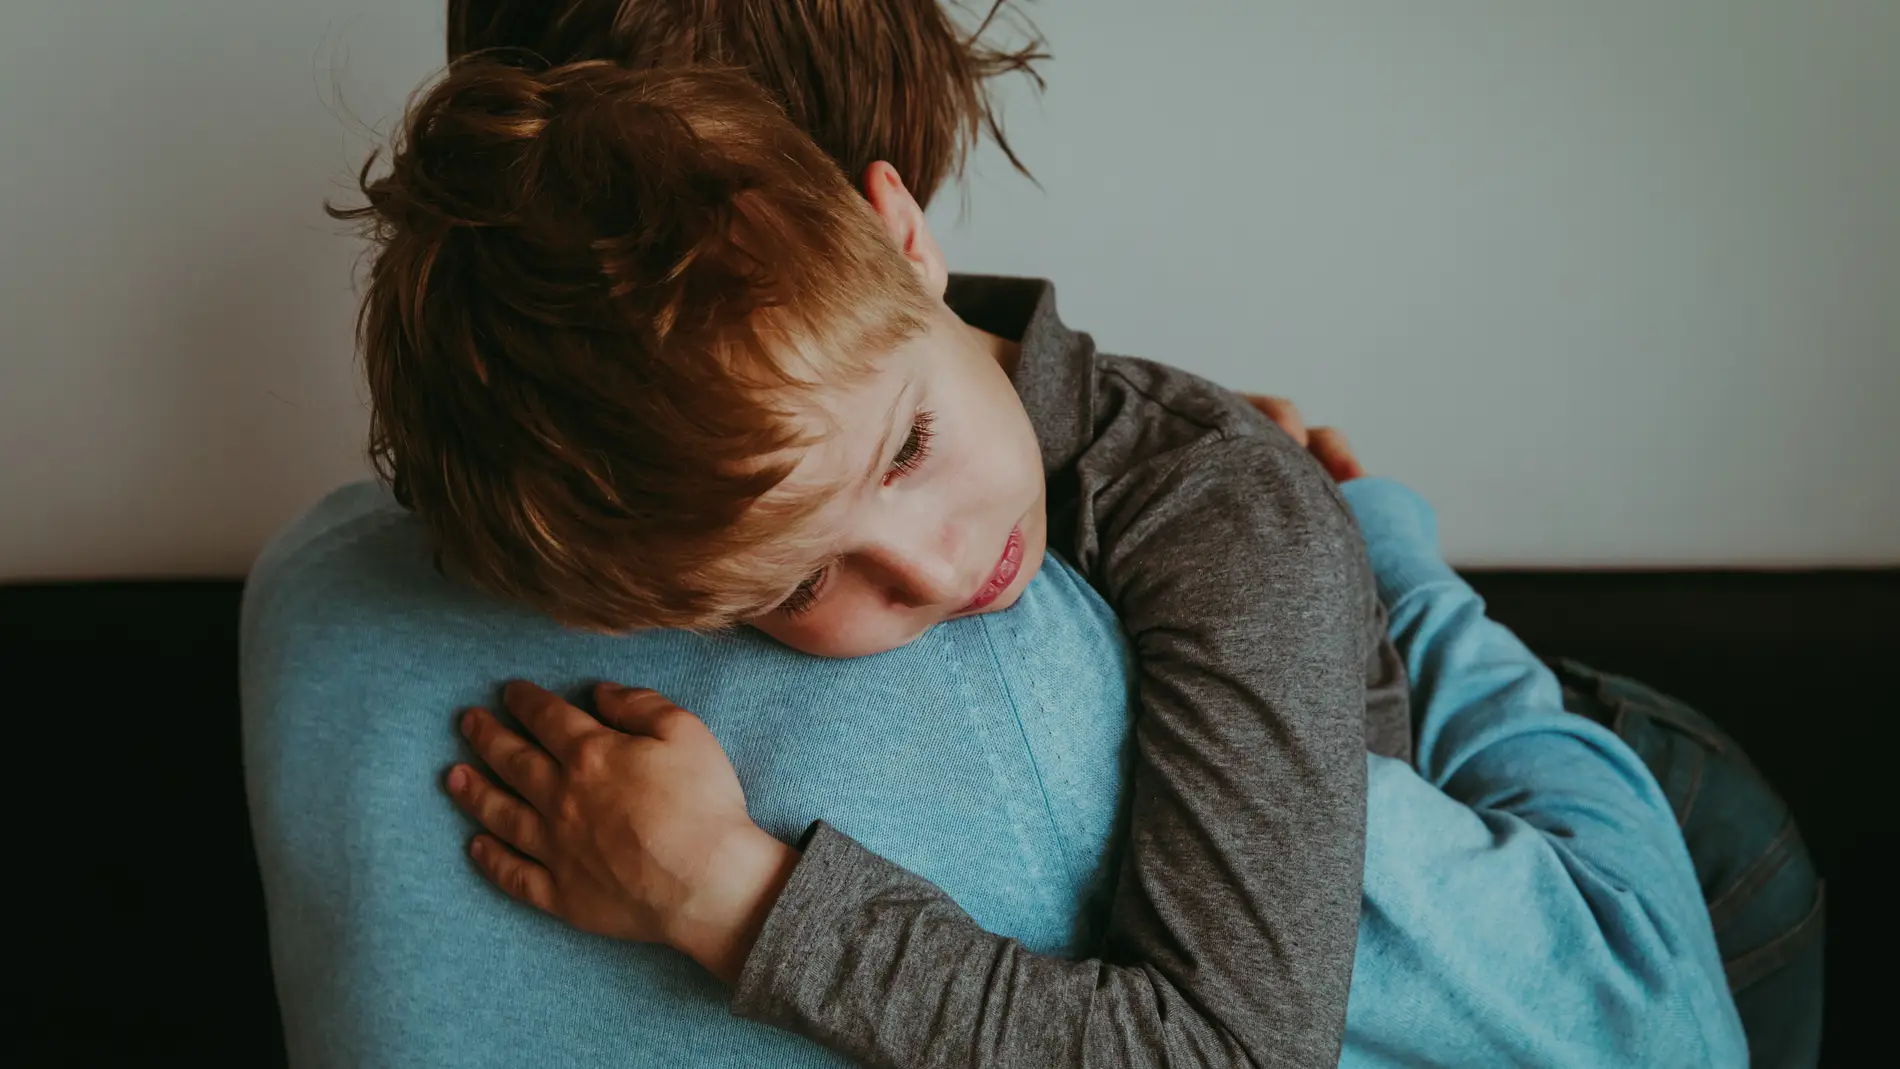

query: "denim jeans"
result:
(1551, 659), (1826, 1069)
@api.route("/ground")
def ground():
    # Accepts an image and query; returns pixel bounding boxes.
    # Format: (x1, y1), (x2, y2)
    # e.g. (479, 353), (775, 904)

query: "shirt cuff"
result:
(729, 820), (883, 1025)
(1339, 477), (1461, 606)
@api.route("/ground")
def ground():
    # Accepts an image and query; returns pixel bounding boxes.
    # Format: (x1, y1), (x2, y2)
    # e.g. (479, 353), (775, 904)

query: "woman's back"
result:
(241, 480), (1137, 1068)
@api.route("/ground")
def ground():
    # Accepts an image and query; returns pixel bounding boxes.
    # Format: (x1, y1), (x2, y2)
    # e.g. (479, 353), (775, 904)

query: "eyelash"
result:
(779, 569), (825, 617)
(884, 410), (935, 484)
(779, 411), (936, 618)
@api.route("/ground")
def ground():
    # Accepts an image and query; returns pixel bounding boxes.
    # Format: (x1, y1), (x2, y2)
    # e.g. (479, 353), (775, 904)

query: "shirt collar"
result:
(943, 273), (1093, 477)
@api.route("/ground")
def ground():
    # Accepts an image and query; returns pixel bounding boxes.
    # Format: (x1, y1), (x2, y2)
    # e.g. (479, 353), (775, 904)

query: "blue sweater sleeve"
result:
(1336, 478), (1747, 1069)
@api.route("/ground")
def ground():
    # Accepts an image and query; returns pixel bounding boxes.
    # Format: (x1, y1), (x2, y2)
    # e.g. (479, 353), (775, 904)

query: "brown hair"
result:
(329, 59), (933, 630)
(443, 0), (1045, 209)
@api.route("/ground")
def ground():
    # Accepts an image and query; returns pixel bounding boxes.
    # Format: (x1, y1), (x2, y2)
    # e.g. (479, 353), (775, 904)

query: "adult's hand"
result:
(445, 680), (799, 984)
(1242, 394), (1368, 483)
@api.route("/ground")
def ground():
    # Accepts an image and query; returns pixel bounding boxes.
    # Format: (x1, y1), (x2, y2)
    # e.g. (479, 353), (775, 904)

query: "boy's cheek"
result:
(748, 613), (832, 657)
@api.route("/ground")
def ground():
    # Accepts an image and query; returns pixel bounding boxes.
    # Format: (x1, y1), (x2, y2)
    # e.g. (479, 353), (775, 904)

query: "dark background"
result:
(10, 571), (1891, 1066)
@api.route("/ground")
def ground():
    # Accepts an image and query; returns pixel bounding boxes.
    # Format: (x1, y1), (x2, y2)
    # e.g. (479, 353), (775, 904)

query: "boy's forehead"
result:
(744, 346), (914, 541)
(777, 367), (910, 499)
(736, 314), (945, 554)
(778, 330), (923, 485)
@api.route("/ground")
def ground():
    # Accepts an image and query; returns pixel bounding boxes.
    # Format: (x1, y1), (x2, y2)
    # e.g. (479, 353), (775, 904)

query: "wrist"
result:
(669, 822), (799, 986)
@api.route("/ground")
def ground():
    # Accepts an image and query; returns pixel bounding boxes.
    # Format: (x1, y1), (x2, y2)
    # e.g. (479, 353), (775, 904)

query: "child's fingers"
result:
(503, 679), (605, 762)
(446, 764), (549, 860)
(1242, 394), (1309, 447)
(594, 683), (694, 740)
(468, 834), (558, 914)
(460, 706), (558, 811)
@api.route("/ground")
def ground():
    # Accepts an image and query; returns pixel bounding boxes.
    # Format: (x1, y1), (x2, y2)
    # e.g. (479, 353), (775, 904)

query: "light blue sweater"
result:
(242, 478), (1743, 1067)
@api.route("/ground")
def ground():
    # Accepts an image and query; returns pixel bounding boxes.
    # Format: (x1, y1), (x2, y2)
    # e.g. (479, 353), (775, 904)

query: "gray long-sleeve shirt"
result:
(730, 276), (1411, 1068)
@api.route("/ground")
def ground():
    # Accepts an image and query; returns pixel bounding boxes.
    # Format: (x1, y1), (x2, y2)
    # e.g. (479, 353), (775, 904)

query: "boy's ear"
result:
(861, 161), (948, 300)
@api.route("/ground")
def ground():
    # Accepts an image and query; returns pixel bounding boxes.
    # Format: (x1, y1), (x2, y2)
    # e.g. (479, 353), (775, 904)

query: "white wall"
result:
(3, 1), (1896, 580)
(1, 1), (440, 579)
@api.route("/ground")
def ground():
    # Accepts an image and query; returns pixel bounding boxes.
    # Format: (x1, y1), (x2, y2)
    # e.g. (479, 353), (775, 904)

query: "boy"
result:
(449, 419), (1752, 1068)
(335, 57), (1404, 1066)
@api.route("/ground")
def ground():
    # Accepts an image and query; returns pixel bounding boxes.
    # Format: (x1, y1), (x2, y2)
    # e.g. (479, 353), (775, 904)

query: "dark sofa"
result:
(11, 570), (1891, 1066)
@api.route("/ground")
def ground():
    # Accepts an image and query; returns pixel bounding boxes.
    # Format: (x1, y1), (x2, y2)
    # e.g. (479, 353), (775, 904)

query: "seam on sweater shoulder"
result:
(931, 620), (1069, 920)
(1097, 357), (1228, 437)
(1094, 361), (1360, 534)
(980, 614), (1076, 887)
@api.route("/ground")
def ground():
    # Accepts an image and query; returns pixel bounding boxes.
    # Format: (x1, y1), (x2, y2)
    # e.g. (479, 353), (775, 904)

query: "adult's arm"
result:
(1338, 477), (1747, 1067)
(734, 429), (1372, 1069)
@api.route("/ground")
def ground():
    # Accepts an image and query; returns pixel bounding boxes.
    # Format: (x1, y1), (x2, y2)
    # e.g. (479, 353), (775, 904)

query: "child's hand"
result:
(1242, 394), (1368, 483)
(445, 681), (799, 984)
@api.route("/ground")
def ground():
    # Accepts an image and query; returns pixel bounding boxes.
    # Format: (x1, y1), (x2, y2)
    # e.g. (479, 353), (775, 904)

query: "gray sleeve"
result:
(731, 433), (1373, 1069)
(1363, 606), (1414, 762)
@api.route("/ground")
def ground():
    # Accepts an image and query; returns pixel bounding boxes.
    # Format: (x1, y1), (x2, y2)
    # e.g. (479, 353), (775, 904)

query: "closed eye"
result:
(777, 566), (827, 617)
(884, 410), (935, 484)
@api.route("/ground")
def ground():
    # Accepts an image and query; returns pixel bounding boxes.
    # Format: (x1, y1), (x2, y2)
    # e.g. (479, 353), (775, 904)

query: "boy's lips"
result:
(957, 525), (1025, 614)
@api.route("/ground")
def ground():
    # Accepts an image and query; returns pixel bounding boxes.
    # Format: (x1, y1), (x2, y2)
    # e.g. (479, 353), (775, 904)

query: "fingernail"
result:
(469, 838), (485, 859)
(447, 766), (467, 793)
(460, 710), (476, 736)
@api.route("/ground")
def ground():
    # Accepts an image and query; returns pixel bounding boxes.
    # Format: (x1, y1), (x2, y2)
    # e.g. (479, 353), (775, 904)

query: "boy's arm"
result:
(1338, 477), (1747, 1066)
(733, 432), (1370, 1069)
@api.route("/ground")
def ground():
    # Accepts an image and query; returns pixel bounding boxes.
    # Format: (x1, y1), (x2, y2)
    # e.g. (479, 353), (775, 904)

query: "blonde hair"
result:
(330, 60), (933, 629)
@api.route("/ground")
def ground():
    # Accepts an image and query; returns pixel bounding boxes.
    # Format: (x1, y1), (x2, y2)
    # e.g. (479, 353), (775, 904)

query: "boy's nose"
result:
(865, 539), (966, 609)
(890, 552), (965, 608)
